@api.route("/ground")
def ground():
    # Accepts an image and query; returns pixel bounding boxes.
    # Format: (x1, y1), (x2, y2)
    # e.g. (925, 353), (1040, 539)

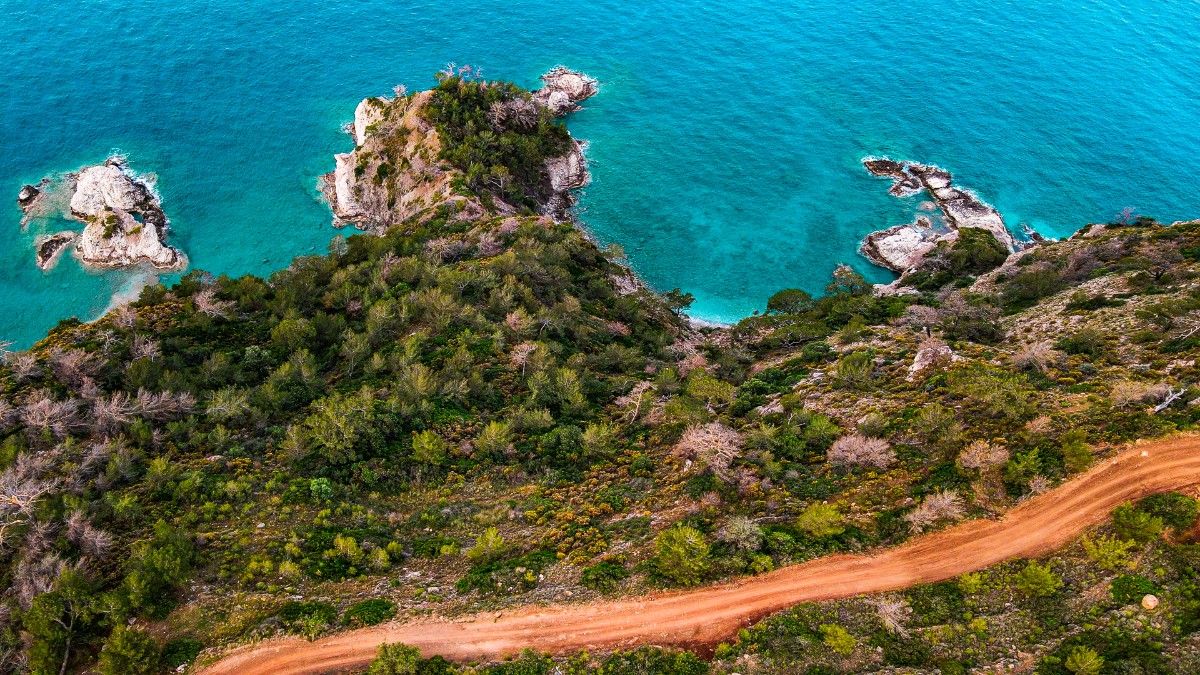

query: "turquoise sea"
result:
(2, 1), (1199, 346)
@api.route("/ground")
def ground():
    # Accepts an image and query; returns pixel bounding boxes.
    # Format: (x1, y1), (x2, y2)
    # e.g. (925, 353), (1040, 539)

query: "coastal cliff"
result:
(321, 67), (597, 233)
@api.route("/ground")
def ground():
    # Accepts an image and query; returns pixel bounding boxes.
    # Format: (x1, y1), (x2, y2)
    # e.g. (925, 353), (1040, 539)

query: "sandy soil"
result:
(200, 435), (1200, 674)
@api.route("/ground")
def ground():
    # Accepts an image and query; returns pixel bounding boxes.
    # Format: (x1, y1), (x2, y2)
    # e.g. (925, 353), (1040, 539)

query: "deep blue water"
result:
(2, 1), (1199, 346)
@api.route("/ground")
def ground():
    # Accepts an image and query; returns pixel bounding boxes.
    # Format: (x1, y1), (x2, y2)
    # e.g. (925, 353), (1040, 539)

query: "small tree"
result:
(715, 516), (762, 552)
(465, 527), (506, 564)
(1064, 645), (1104, 675)
(653, 525), (710, 586)
(1081, 534), (1136, 571)
(1112, 503), (1164, 543)
(1014, 560), (1062, 598)
(766, 289), (814, 314)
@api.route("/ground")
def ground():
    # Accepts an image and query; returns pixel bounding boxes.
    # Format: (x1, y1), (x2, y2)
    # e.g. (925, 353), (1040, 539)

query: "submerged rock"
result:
(860, 157), (1022, 278)
(533, 67), (598, 116)
(34, 231), (76, 271)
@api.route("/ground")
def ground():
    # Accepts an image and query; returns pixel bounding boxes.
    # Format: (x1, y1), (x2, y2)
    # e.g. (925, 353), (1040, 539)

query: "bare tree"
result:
(91, 392), (137, 434)
(193, 286), (234, 319)
(0, 453), (58, 547)
(615, 381), (654, 422)
(904, 490), (965, 532)
(876, 596), (912, 635)
(899, 305), (939, 335)
(957, 440), (1009, 470)
(509, 342), (538, 374)
(133, 389), (195, 421)
(65, 512), (113, 560)
(131, 335), (161, 361)
(4, 351), (40, 382)
(674, 422), (743, 482)
(828, 434), (895, 469)
(19, 391), (83, 438)
(48, 348), (96, 390)
(1013, 342), (1061, 373)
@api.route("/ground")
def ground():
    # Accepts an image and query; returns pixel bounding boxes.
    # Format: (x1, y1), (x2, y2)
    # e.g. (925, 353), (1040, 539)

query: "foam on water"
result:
(2, 0), (1198, 346)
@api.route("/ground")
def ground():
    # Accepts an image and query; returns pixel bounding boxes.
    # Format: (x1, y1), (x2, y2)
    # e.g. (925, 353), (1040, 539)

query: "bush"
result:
(368, 642), (421, 675)
(1056, 328), (1109, 357)
(795, 503), (845, 538)
(343, 598), (397, 627)
(1138, 492), (1199, 530)
(160, 637), (204, 670)
(819, 623), (856, 656)
(652, 525), (710, 586)
(1112, 503), (1164, 543)
(580, 560), (629, 592)
(1111, 574), (1159, 604)
(279, 600), (338, 639)
(97, 625), (159, 675)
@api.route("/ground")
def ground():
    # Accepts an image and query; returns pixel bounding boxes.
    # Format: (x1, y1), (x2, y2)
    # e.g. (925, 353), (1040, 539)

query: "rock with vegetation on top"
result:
(68, 158), (186, 270)
(860, 157), (1024, 287)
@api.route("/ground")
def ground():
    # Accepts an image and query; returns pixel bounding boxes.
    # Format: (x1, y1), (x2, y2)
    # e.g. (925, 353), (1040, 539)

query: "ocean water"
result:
(2, 1), (1198, 346)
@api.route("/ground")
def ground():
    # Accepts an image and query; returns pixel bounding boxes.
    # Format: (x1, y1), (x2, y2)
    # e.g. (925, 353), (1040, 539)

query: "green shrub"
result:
(1112, 503), (1164, 543)
(343, 598), (397, 627)
(1014, 560), (1062, 598)
(1138, 492), (1199, 530)
(581, 560), (630, 593)
(1110, 574), (1159, 604)
(97, 625), (159, 675)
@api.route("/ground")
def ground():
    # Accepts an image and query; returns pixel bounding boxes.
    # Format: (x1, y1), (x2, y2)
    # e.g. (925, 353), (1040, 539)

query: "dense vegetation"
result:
(5, 73), (1200, 673)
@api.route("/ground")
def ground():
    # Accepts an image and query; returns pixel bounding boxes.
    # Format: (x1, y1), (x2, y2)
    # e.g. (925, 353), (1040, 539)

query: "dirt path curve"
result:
(201, 435), (1200, 674)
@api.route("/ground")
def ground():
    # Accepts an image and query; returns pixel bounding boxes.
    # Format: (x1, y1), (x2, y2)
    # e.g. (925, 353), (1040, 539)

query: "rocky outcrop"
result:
(69, 159), (186, 270)
(18, 158), (188, 271)
(533, 67), (598, 116)
(34, 232), (76, 271)
(860, 217), (939, 273)
(860, 158), (1020, 275)
(323, 68), (598, 232)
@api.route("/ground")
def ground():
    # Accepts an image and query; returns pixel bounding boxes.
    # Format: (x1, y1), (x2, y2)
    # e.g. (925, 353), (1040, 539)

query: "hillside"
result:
(5, 72), (1200, 674)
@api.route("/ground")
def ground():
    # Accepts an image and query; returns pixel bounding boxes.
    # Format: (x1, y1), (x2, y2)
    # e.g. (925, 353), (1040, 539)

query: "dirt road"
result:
(201, 435), (1200, 674)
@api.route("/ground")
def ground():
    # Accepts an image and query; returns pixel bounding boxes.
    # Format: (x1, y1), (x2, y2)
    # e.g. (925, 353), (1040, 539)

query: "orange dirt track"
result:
(201, 435), (1200, 675)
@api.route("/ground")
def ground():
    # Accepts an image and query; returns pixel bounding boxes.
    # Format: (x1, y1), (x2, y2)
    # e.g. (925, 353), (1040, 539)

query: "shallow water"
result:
(2, 0), (1198, 346)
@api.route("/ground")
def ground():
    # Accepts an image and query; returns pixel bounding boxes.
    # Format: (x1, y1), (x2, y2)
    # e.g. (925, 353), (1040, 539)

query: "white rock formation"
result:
(353, 98), (386, 146)
(533, 67), (598, 116)
(67, 158), (186, 270)
(860, 217), (941, 273)
(546, 140), (589, 193)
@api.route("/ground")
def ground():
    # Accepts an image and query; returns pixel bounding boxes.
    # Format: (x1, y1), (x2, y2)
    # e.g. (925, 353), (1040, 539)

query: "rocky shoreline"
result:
(321, 67), (598, 233)
(17, 157), (187, 272)
(859, 158), (1020, 275)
